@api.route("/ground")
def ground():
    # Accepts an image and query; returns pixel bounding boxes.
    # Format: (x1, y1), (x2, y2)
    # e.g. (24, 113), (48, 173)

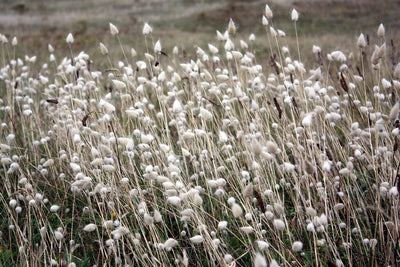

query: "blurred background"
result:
(0, 0), (399, 63)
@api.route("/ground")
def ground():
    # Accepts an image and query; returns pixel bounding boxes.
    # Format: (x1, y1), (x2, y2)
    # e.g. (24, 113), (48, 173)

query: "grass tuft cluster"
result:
(0, 5), (399, 266)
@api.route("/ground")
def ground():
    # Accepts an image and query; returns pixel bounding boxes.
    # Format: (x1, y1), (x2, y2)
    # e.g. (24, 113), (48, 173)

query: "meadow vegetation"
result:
(0, 1), (400, 266)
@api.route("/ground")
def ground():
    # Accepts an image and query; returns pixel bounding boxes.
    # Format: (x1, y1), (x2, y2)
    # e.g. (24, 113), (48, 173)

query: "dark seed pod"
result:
(46, 99), (58, 104)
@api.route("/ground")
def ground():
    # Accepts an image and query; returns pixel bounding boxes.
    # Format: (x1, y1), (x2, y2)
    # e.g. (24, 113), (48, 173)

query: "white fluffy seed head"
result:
(283, 162), (295, 172)
(312, 45), (321, 54)
(231, 203), (243, 218)
(273, 219), (286, 231)
(218, 221), (228, 230)
(254, 253), (267, 267)
(70, 163), (81, 173)
(99, 42), (109, 55)
(83, 223), (97, 232)
(109, 23), (119, 35)
(193, 193), (203, 206)
(389, 102), (400, 121)
(143, 23), (153, 35)
(103, 220), (114, 229)
(302, 113), (313, 128)
(292, 241), (303, 252)
(243, 183), (254, 198)
(173, 46), (179, 55)
(291, 9), (299, 22)
(266, 141), (278, 154)
(240, 226), (254, 234)
(322, 161), (332, 172)
(256, 240), (269, 251)
(50, 205), (60, 213)
(48, 44), (54, 53)
(270, 26), (277, 38)
(228, 18), (236, 35)
(199, 107), (213, 121)
(389, 186), (398, 196)
(154, 40), (162, 54)
(224, 254), (234, 264)
(307, 222), (315, 232)
(189, 235), (204, 244)
(377, 23), (385, 37)
(112, 80), (126, 90)
(357, 33), (366, 48)
(131, 47), (137, 57)
(219, 131), (228, 143)
(224, 39), (234, 51)
(262, 15), (268, 26)
(9, 199), (17, 208)
(144, 213), (154, 225)
(208, 43), (219, 54)
(249, 33), (255, 41)
(167, 196), (182, 206)
(12, 37), (17, 46)
(99, 99), (116, 113)
(54, 230), (64, 241)
(66, 33), (74, 44)
(73, 134), (81, 143)
(172, 99), (183, 114)
(164, 238), (178, 250)
(265, 4), (273, 19)
(43, 159), (54, 168)
(153, 210), (162, 223)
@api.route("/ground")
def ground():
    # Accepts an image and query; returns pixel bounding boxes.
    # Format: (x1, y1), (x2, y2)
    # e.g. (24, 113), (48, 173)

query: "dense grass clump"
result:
(0, 5), (399, 266)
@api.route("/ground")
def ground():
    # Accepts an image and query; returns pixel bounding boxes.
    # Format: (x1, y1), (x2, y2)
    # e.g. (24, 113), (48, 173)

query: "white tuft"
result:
(357, 33), (366, 48)
(154, 40), (162, 54)
(218, 221), (228, 230)
(302, 113), (313, 128)
(262, 16), (268, 26)
(256, 240), (269, 251)
(43, 159), (54, 167)
(273, 219), (286, 231)
(269, 260), (280, 267)
(190, 235), (204, 244)
(164, 238), (178, 250)
(208, 44), (219, 54)
(66, 33), (74, 44)
(291, 9), (299, 21)
(99, 99), (116, 113)
(99, 42), (108, 55)
(143, 23), (153, 35)
(54, 230), (64, 241)
(292, 241), (303, 252)
(231, 203), (243, 218)
(50, 205), (60, 213)
(377, 23), (385, 37)
(389, 102), (399, 121)
(167, 196), (182, 206)
(109, 23), (119, 35)
(199, 107), (213, 121)
(240, 226), (254, 234)
(83, 223), (97, 232)
(172, 99), (183, 114)
(112, 79), (126, 90)
(254, 253), (267, 267)
(265, 4), (273, 19)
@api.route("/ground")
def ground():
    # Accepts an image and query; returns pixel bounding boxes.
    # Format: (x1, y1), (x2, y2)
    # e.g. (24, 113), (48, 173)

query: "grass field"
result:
(0, 0), (400, 266)
(1, 0), (400, 57)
